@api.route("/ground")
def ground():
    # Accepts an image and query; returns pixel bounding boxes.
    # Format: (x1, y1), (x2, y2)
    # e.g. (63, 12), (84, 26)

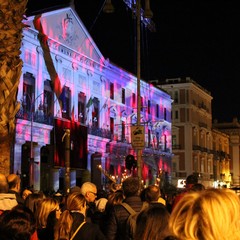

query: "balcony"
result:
(87, 125), (111, 139)
(16, 109), (53, 125)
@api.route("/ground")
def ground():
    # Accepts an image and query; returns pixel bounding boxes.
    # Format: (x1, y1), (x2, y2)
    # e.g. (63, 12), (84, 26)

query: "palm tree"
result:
(0, 0), (28, 175)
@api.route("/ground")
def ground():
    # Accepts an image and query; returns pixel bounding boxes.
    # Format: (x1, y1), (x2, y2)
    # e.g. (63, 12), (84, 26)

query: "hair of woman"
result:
(36, 197), (60, 229)
(134, 204), (170, 240)
(24, 192), (45, 214)
(54, 192), (86, 240)
(169, 188), (240, 240)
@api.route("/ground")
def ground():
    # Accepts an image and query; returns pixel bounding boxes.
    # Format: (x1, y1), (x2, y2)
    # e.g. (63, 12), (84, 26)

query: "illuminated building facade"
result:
(13, 6), (173, 191)
(213, 118), (240, 186)
(154, 77), (231, 187)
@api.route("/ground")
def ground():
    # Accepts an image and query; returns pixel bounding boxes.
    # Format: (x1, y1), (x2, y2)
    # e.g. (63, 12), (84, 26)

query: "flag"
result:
(86, 96), (93, 108)
(100, 98), (108, 113)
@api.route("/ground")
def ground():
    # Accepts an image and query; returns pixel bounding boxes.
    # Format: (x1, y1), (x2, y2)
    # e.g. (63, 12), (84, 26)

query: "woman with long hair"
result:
(36, 197), (61, 240)
(169, 188), (240, 240)
(54, 192), (106, 240)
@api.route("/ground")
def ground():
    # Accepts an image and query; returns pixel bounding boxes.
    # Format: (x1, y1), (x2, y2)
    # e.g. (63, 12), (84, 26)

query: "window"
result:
(148, 100), (151, 114)
(132, 93), (136, 108)
(122, 88), (125, 104)
(78, 92), (86, 124)
(61, 86), (71, 119)
(141, 96), (144, 112)
(164, 107), (167, 120)
(156, 104), (159, 118)
(110, 82), (114, 100)
(92, 97), (99, 128)
(121, 121), (125, 141)
(175, 110), (178, 120)
(174, 91), (178, 103)
(43, 80), (54, 118)
(110, 117), (114, 139)
(23, 72), (35, 113)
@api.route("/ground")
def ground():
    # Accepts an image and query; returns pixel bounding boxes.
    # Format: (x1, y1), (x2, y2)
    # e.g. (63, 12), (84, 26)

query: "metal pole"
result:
(29, 93), (34, 189)
(62, 129), (71, 195)
(136, 0), (142, 188)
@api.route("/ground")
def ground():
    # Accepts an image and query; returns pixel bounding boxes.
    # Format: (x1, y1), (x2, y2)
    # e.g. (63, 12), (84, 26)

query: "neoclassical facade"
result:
(153, 77), (231, 187)
(13, 6), (173, 192)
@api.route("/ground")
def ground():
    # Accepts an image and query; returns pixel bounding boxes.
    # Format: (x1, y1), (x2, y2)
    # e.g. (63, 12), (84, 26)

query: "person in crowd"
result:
(145, 184), (166, 206)
(169, 188), (240, 240)
(7, 173), (24, 205)
(0, 207), (36, 240)
(99, 189), (124, 236)
(12, 204), (39, 240)
(24, 192), (45, 218)
(134, 204), (171, 240)
(81, 181), (98, 223)
(70, 186), (81, 193)
(107, 189), (124, 207)
(171, 174), (198, 210)
(92, 197), (108, 234)
(54, 191), (106, 240)
(22, 188), (33, 201)
(36, 197), (61, 240)
(0, 173), (18, 214)
(190, 182), (205, 192)
(106, 176), (143, 240)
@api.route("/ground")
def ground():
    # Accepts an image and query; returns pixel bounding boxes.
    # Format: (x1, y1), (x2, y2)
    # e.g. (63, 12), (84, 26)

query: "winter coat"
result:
(71, 212), (106, 240)
(0, 193), (18, 212)
(106, 195), (143, 240)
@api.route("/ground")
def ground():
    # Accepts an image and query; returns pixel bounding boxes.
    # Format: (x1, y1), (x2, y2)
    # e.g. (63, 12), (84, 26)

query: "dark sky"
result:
(26, 0), (240, 123)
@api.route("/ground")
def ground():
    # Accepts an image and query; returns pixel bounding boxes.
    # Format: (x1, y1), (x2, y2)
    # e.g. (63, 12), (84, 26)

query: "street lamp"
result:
(23, 91), (47, 189)
(103, 0), (153, 188)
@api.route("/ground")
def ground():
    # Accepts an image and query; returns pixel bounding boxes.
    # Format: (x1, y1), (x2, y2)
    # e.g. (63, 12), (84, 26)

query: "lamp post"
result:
(23, 91), (47, 189)
(103, 0), (153, 188)
(136, 0), (142, 188)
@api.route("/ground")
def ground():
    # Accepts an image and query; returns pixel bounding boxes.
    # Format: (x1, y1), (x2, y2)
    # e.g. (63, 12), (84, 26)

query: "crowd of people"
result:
(0, 172), (240, 240)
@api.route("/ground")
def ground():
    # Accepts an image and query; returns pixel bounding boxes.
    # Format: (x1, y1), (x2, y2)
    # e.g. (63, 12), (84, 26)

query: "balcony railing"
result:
(16, 109), (54, 125)
(87, 125), (111, 139)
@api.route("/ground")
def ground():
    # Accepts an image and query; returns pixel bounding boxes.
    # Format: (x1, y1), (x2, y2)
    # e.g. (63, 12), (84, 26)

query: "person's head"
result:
(0, 174), (8, 193)
(24, 192), (45, 215)
(107, 189), (124, 206)
(22, 189), (32, 200)
(122, 177), (140, 197)
(169, 188), (240, 240)
(190, 183), (205, 192)
(7, 174), (21, 193)
(80, 182), (97, 203)
(70, 186), (81, 193)
(135, 204), (171, 240)
(36, 197), (60, 228)
(185, 174), (198, 189)
(145, 185), (161, 203)
(54, 192), (87, 240)
(0, 208), (36, 240)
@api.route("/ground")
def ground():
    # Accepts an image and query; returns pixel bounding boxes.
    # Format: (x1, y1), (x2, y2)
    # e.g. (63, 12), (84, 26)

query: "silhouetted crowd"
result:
(0, 173), (240, 240)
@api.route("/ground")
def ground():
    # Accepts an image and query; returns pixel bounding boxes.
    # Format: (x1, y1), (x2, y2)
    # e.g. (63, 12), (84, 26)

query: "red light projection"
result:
(54, 119), (88, 169)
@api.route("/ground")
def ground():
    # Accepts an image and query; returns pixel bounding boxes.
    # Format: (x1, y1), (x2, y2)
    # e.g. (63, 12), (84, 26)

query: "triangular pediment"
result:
(24, 7), (105, 64)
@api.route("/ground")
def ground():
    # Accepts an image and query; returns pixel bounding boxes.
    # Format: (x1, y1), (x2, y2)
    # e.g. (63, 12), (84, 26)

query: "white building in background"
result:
(13, 6), (173, 192)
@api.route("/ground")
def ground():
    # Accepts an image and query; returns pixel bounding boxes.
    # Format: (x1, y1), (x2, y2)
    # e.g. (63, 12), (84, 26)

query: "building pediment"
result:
(24, 7), (105, 64)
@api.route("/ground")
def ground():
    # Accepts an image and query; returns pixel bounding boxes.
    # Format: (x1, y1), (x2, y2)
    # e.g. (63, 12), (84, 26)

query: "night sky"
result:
(26, 0), (240, 123)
